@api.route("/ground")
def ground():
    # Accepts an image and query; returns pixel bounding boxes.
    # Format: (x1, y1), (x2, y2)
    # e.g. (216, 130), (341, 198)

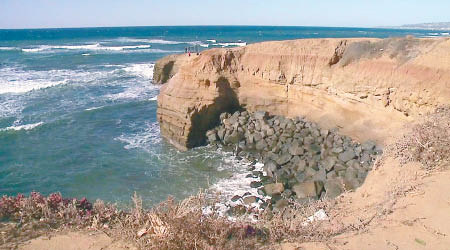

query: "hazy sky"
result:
(0, 0), (449, 29)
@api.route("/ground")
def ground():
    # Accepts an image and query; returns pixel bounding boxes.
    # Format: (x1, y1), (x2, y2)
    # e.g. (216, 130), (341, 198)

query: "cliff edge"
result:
(155, 37), (450, 150)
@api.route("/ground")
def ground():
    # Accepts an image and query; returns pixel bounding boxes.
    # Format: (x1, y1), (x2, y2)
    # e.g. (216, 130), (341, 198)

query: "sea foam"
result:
(0, 122), (43, 132)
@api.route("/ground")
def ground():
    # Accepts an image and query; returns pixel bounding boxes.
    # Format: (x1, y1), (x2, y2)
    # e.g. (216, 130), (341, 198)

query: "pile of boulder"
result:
(207, 110), (382, 208)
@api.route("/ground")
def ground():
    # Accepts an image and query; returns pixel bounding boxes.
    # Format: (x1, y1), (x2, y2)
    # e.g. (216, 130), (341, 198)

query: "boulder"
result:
(324, 179), (344, 198)
(323, 156), (337, 171)
(338, 149), (356, 162)
(292, 181), (323, 199)
(264, 183), (285, 196)
(243, 196), (258, 205)
(288, 141), (304, 155)
(276, 153), (292, 165)
(254, 111), (268, 120)
(250, 181), (262, 188)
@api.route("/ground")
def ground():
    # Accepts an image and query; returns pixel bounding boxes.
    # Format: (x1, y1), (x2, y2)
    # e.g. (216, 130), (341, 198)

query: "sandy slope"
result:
(18, 231), (136, 250)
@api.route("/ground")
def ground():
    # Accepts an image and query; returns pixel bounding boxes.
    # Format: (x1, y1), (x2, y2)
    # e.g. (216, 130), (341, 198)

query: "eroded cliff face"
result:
(156, 37), (450, 150)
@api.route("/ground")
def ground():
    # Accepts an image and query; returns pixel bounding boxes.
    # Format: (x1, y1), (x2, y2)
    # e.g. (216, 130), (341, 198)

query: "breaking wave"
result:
(0, 122), (43, 132)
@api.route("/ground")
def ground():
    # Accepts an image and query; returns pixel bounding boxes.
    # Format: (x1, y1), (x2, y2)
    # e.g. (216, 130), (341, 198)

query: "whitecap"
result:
(149, 96), (158, 101)
(21, 43), (152, 53)
(85, 106), (104, 111)
(0, 67), (114, 94)
(0, 47), (19, 51)
(0, 122), (43, 132)
(122, 63), (155, 79)
(212, 42), (247, 47)
(207, 39), (217, 43)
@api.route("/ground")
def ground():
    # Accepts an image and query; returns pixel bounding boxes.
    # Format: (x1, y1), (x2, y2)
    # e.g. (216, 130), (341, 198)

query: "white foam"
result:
(0, 122), (43, 132)
(85, 106), (104, 111)
(0, 67), (115, 95)
(0, 98), (22, 118)
(0, 47), (19, 51)
(115, 122), (162, 150)
(213, 42), (247, 47)
(116, 38), (183, 45)
(207, 39), (217, 43)
(106, 84), (159, 100)
(0, 76), (67, 94)
(21, 43), (152, 53)
(205, 157), (269, 222)
(149, 96), (158, 101)
(116, 38), (209, 47)
(122, 63), (155, 79)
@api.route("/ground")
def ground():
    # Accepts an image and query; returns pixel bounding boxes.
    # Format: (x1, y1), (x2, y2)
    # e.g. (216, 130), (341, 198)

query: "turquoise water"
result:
(0, 26), (446, 206)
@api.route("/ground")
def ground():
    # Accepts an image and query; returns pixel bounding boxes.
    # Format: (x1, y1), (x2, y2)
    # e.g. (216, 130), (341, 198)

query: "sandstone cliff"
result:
(155, 37), (450, 150)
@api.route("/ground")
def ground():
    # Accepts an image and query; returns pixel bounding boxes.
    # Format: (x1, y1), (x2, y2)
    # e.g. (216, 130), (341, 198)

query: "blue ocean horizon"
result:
(0, 26), (447, 207)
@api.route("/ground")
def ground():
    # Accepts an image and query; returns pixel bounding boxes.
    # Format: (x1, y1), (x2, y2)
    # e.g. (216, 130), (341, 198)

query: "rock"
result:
(264, 183), (285, 196)
(282, 189), (293, 198)
(255, 139), (268, 151)
(243, 196), (258, 205)
(303, 136), (315, 145)
(292, 181), (323, 199)
(207, 132), (218, 143)
(231, 195), (241, 202)
(362, 140), (376, 151)
(230, 205), (247, 216)
(324, 179), (344, 198)
(323, 156), (337, 171)
(217, 128), (226, 140)
(254, 111), (268, 120)
(332, 146), (344, 154)
(264, 160), (278, 177)
(220, 112), (230, 121)
(338, 149), (356, 162)
(295, 171), (306, 182)
(314, 168), (327, 182)
(250, 181), (263, 188)
(296, 159), (307, 172)
(308, 144), (321, 154)
(288, 141), (304, 155)
(276, 153), (292, 165)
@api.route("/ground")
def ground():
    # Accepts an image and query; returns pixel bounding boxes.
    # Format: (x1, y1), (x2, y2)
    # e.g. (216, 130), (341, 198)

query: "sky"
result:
(0, 0), (449, 29)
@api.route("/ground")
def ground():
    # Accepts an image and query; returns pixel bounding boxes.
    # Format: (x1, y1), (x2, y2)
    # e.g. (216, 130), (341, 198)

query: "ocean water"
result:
(0, 26), (445, 207)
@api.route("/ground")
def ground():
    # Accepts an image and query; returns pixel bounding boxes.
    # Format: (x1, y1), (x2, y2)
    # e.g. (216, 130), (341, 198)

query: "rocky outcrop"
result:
(152, 54), (182, 84)
(156, 37), (450, 150)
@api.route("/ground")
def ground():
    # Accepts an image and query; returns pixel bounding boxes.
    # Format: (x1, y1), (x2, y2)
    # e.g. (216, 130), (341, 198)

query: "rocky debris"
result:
(207, 110), (382, 207)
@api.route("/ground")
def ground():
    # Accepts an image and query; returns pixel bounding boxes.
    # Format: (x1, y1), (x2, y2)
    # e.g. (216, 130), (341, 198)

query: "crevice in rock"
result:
(187, 77), (241, 148)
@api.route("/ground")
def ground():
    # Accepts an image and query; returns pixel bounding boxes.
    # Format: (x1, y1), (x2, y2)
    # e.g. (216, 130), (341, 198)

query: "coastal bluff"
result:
(155, 37), (450, 150)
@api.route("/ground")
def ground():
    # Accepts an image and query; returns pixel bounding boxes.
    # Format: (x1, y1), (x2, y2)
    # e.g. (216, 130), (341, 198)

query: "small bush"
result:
(390, 106), (450, 169)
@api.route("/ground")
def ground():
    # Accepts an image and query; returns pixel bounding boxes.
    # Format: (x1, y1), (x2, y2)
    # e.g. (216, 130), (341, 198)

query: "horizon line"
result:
(0, 24), (388, 31)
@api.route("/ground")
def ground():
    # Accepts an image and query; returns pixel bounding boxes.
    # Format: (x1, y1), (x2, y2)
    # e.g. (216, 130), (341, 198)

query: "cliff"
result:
(155, 37), (450, 150)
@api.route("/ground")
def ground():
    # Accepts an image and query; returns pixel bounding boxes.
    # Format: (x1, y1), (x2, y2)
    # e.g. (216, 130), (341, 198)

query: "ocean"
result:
(0, 26), (447, 207)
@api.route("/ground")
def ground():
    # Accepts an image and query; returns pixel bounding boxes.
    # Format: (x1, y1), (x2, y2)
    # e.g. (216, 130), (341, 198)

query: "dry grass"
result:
(387, 106), (450, 170)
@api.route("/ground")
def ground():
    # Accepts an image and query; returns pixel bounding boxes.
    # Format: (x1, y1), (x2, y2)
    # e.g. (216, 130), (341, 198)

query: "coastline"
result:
(2, 34), (450, 249)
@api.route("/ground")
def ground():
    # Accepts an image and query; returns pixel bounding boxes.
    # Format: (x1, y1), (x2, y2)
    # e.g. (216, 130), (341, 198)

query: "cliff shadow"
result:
(161, 61), (175, 83)
(187, 77), (240, 148)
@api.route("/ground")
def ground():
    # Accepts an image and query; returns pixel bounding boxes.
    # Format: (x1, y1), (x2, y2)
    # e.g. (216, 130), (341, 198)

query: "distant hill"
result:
(385, 22), (450, 30)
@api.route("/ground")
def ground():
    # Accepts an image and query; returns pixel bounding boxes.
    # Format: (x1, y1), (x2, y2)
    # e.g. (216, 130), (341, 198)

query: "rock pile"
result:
(207, 110), (382, 208)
